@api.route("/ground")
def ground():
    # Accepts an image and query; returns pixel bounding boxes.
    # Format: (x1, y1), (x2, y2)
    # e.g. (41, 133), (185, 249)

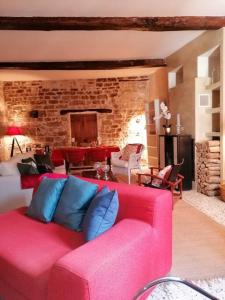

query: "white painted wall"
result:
(195, 77), (212, 143)
(197, 56), (209, 78)
(0, 0), (224, 17)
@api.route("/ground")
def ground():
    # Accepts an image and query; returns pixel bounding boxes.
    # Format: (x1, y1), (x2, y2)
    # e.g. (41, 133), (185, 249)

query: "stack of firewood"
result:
(196, 140), (220, 196)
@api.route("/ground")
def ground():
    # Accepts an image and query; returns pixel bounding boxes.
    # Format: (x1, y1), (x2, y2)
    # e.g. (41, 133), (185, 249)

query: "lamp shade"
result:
(6, 126), (23, 136)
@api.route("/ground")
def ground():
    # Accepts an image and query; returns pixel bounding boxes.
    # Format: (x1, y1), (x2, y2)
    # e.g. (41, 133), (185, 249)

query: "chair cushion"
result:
(54, 176), (98, 231)
(0, 207), (85, 300)
(151, 165), (172, 187)
(21, 157), (37, 166)
(34, 153), (54, 169)
(27, 177), (67, 223)
(82, 186), (119, 241)
(17, 162), (39, 175)
(120, 144), (139, 161)
(111, 157), (129, 168)
(37, 164), (53, 174)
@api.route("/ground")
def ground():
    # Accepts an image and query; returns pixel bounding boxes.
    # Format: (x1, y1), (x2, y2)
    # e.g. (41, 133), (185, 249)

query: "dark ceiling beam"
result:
(60, 109), (112, 115)
(0, 16), (224, 31)
(0, 59), (166, 70)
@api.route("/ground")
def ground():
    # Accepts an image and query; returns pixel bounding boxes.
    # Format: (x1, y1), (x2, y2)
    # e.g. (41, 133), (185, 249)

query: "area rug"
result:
(183, 189), (225, 227)
(147, 277), (225, 299)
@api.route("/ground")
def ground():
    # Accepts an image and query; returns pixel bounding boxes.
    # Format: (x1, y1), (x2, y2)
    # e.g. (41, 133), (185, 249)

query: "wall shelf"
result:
(205, 107), (221, 114)
(205, 81), (221, 91)
(206, 132), (220, 137)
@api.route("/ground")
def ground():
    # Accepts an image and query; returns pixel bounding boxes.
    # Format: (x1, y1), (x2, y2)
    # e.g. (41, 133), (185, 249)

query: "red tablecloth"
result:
(51, 145), (120, 166)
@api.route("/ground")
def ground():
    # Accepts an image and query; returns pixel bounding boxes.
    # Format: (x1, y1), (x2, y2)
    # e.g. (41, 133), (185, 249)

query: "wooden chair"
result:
(138, 160), (184, 199)
(65, 149), (86, 174)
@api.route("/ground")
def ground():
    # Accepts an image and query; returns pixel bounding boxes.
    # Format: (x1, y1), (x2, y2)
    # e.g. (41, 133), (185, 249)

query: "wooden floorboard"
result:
(170, 200), (225, 280)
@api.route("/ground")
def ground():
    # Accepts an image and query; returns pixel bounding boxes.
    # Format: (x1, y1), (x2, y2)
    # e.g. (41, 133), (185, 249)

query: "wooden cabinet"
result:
(159, 135), (193, 190)
(70, 113), (98, 145)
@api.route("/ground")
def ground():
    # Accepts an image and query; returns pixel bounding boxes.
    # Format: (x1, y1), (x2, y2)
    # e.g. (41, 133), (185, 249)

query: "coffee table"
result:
(81, 170), (118, 182)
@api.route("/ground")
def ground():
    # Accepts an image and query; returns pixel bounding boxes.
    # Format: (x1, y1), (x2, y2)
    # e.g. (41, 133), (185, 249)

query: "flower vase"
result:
(163, 124), (172, 135)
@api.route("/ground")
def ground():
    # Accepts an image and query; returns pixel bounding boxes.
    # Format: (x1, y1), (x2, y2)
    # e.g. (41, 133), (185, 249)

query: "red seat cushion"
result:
(0, 208), (85, 300)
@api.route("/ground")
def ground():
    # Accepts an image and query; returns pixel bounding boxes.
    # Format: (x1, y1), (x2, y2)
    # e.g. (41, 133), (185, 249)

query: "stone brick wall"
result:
(2, 76), (149, 158)
(0, 82), (6, 160)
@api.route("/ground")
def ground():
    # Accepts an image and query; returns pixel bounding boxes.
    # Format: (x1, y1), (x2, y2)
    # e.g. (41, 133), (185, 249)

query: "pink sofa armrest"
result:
(48, 219), (155, 300)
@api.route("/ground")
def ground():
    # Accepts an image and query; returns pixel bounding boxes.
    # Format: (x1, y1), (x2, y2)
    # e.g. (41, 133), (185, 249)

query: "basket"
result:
(220, 182), (225, 201)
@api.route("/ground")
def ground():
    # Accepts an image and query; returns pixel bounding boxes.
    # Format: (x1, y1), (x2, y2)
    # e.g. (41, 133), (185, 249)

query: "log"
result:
(195, 143), (202, 150)
(207, 146), (220, 153)
(206, 153), (220, 159)
(206, 166), (220, 170)
(204, 184), (220, 191)
(196, 141), (221, 196)
(1, 16), (225, 31)
(206, 159), (220, 164)
(206, 140), (220, 147)
(207, 170), (220, 176)
(202, 143), (207, 151)
(205, 190), (220, 197)
(205, 163), (220, 167)
(206, 176), (220, 184)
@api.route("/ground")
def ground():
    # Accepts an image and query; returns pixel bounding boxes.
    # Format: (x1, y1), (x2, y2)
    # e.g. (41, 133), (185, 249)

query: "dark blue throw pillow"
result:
(54, 176), (98, 231)
(82, 186), (119, 241)
(27, 177), (67, 223)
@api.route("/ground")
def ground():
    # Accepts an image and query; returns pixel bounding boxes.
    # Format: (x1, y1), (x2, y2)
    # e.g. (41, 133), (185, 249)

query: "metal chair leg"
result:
(133, 276), (220, 300)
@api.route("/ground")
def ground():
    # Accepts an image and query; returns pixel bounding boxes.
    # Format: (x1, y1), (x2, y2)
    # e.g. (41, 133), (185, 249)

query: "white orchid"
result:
(154, 102), (171, 121)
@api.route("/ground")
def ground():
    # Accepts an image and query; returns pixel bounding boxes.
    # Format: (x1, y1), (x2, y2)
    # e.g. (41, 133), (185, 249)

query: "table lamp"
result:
(6, 126), (23, 157)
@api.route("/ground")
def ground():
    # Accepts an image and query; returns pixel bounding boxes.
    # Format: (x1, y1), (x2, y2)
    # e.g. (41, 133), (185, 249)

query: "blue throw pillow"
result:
(54, 176), (98, 231)
(82, 186), (119, 241)
(27, 177), (67, 223)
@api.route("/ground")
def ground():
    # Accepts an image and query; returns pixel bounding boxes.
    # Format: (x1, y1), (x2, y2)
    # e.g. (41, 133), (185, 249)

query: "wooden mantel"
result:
(0, 16), (225, 31)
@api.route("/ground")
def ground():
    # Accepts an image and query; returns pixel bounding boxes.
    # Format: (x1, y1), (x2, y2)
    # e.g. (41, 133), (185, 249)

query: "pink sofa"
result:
(0, 174), (172, 300)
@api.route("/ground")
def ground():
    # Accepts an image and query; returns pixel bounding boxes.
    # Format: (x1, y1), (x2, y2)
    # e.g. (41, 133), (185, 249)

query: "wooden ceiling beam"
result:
(0, 16), (224, 31)
(0, 59), (166, 70)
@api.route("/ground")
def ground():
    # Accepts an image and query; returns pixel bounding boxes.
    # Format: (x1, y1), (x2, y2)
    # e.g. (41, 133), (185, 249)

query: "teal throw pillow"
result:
(27, 177), (67, 223)
(54, 176), (98, 231)
(82, 186), (119, 241)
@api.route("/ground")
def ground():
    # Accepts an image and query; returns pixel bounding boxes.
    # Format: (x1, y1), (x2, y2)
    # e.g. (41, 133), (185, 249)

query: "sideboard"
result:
(159, 135), (194, 190)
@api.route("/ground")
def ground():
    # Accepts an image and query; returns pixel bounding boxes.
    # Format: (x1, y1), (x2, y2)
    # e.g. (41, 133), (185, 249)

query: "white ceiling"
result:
(0, 0), (224, 64)
(1, 0), (225, 17)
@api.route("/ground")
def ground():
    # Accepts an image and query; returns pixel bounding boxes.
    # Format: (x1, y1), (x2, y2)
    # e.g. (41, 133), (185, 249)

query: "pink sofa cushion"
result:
(0, 207), (85, 300)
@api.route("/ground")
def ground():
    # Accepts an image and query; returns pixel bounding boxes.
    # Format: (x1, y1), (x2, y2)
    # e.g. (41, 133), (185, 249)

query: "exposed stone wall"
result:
(0, 82), (6, 160)
(3, 76), (149, 157)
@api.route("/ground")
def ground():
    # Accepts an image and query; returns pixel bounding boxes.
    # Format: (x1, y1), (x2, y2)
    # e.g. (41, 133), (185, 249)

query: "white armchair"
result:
(111, 144), (144, 184)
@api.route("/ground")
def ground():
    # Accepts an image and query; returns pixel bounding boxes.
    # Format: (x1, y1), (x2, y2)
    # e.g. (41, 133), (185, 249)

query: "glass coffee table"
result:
(81, 170), (118, 182)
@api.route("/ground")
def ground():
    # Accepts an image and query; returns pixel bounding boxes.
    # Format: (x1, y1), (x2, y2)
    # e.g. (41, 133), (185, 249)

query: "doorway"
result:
(70, 113), (98, 146)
